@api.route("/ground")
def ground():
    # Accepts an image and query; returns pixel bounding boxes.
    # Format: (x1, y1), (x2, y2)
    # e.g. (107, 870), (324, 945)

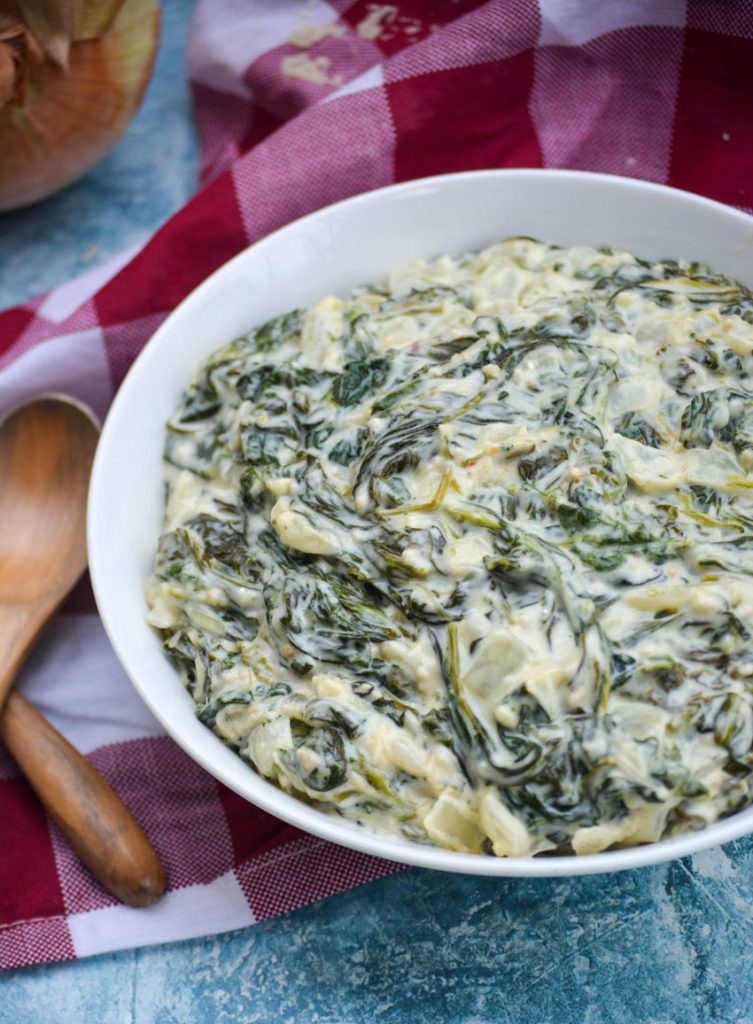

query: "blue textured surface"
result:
(3, 4), (753, 1021)
(3, 846), (753, 1023)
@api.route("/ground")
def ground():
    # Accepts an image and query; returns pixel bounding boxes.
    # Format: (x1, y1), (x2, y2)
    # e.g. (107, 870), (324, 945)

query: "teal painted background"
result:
(1, 3), (752, 1020)
(2, 851), (753, 1022)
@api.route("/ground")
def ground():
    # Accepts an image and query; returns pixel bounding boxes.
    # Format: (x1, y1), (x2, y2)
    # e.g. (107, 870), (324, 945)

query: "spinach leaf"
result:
(328, 429), (367, 466)
(615, 412), (664, 448)
(331, 357), (390, 407)
(518, 445), (568, 482)
(293, 724), (348, 791)
(185, 515), (247, 572)
(250, 309), (304, 352)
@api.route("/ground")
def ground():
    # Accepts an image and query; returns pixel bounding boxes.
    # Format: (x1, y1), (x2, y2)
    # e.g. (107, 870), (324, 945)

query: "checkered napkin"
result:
(1, 0), (751, 971)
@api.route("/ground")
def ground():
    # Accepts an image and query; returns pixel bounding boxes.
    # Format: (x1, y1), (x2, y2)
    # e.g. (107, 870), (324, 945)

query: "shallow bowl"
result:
(89, 169), (753, 876)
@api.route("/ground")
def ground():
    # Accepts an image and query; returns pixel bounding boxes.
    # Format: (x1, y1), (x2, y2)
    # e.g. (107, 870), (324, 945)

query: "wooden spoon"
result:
(0, 395), (165, 907)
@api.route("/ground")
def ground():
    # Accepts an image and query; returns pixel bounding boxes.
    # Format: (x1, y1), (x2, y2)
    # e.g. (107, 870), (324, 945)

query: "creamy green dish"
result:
(146, 238), (753, 857)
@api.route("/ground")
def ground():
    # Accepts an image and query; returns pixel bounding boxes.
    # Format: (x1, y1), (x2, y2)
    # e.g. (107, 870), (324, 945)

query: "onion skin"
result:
(0, 0), (161, 212)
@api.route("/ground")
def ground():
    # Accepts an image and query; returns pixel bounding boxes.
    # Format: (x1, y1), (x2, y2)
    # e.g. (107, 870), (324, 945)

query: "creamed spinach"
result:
(146, 238), (753, 856)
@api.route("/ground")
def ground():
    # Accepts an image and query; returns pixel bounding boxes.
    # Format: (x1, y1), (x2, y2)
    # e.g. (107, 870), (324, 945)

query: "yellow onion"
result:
(0, 0), (160, 211)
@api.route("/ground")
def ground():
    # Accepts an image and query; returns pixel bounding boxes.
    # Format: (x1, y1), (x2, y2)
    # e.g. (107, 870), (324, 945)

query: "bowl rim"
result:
(89, 167), (753, 877)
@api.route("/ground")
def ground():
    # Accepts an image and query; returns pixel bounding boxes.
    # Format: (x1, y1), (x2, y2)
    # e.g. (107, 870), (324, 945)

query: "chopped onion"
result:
(0, 0), (160, 212)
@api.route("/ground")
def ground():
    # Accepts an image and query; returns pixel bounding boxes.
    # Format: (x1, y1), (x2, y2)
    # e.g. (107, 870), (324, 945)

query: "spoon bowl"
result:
(0, 394), (98, 611)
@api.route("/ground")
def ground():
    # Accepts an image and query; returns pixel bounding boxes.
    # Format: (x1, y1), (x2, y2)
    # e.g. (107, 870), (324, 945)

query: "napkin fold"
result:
(1, 0), (751, 969)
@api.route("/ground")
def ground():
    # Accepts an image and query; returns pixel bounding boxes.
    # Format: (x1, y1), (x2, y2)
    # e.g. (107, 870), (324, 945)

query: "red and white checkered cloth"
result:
(1, 0), (752, 970)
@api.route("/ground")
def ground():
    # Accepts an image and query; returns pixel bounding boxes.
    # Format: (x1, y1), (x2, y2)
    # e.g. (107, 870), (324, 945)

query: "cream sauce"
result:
(147, 239), (753, 856)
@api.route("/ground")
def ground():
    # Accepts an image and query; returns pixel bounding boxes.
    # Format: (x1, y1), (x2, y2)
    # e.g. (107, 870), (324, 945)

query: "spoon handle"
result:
(0, 689), (166, 908)
(0, 602), (51, 709)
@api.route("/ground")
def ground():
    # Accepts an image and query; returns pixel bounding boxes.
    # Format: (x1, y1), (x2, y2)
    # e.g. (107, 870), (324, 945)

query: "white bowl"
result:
(89, 169), (753, 877)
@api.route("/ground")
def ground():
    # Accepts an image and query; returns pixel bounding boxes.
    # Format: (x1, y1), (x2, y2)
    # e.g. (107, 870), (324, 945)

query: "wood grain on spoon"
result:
(0, 396), (165, 907)
(0, 691), (165, 907)
(0, 397), (94, 685)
